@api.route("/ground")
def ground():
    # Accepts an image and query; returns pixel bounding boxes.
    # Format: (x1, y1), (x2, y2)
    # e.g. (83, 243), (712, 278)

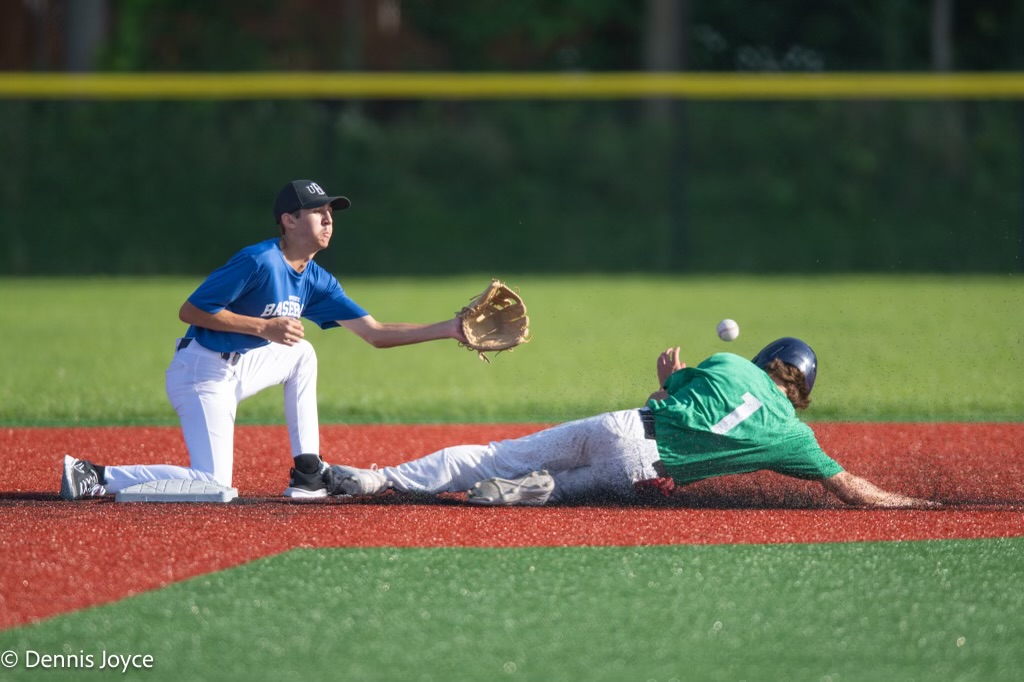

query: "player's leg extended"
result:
(161, 343), (240, 487)
(62, 343), (239, 496)
(547, 409), (660, 502)
(102, 462), (224, 493)
(382, 444), (498, 494)
(382, 413), (619, 494)
(97, 346), (238, 493)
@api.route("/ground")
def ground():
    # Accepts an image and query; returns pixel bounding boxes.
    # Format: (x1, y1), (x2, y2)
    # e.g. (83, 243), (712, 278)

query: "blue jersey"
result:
(185, 239), (368, 353)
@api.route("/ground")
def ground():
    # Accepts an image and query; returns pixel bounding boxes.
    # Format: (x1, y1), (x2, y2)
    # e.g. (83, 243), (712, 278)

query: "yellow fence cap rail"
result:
(2, 72), (1024, 100)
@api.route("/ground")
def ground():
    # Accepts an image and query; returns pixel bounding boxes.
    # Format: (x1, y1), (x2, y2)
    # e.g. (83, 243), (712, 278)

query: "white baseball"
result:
(716, 319), (740, 342)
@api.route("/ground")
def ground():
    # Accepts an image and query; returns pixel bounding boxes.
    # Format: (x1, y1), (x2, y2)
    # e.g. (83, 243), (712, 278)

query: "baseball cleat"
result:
(282, 457), (329, 498)
(466, 470), (554, 506)
(59, 455), (106, 501)
(336, 465), (391, 496)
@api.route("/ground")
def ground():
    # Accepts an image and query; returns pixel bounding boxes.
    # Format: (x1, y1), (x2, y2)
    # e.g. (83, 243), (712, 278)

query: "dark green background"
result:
(7, 0), (1023, 276)
(3, 98), (1021, 276)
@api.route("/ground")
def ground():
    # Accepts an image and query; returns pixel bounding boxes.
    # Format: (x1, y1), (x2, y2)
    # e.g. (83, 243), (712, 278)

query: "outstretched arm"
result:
(339, 314), (466, 349)
(820, 471), (939, 508)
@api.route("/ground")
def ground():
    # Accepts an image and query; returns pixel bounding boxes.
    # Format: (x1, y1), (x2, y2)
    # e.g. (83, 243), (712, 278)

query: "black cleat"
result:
(283, 458), (329, 498)
(60, 455), (106, 500)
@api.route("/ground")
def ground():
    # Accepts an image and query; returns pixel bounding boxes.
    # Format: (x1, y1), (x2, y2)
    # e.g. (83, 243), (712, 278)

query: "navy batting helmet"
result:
(751, 337), (818, 392)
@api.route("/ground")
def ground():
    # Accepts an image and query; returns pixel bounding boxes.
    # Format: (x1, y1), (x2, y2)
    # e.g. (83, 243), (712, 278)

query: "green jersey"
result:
(646, 353), (842, 485)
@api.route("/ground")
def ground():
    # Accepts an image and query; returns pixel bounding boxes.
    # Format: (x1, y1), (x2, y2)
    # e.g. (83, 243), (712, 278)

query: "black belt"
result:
(176, 337), (242, 366)
(638, 408), (656, 440)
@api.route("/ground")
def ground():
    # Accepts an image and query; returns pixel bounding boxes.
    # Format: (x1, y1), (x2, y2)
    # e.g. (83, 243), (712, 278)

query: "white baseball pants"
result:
(382, 409), (661, 502)
(103, 338), (320, 492)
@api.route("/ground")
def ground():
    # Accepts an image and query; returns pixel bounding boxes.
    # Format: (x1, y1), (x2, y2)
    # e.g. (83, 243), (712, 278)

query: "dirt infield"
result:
(2, 422), (1023, 629)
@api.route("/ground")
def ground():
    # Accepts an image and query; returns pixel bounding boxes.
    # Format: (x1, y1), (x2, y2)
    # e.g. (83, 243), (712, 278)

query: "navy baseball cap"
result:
(273, 179), (351, 221)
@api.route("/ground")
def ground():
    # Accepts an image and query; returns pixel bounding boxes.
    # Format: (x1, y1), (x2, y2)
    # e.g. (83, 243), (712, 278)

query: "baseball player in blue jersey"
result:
(60, 179), (466, 501)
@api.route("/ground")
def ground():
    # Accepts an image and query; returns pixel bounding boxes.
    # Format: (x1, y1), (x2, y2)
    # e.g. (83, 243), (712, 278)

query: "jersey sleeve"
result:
(187, 252), (261, 313)
(662, 366), (694, 393)
(302, 274), (369, 329)
(771, 422), (845, 479)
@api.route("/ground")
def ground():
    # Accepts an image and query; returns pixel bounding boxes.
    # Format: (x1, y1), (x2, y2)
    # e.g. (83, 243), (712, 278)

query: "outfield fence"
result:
(1, 72), (1021, 275)
(4, 72), (1024, 99)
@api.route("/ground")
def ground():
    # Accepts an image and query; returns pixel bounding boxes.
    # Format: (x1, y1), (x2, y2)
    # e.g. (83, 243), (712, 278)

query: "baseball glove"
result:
(457, 279), (531, 362)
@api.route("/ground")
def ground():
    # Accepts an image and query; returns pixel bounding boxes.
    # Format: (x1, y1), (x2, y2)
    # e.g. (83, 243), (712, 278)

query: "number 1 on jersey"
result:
(711, 392), (764, 435)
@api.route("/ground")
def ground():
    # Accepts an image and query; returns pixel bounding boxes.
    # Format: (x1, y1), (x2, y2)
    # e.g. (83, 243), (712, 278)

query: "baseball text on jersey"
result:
(262, 296), (303, 318)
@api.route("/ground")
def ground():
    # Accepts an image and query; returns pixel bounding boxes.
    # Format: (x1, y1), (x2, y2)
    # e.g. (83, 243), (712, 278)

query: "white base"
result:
(115, 479), (238, 503)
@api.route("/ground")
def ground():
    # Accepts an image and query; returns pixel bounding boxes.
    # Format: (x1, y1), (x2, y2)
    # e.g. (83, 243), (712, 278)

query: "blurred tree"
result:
(931, 0), (953, 71)
(953, 0), (1024, 69)
(687, 0), (930, 71)
(26, 0), (51, 69)
(930, 0), (965, 171)
(103, 0), (329, 71)
(643, 0), (689, 272)
(340, 0), (365, 70)
(65, 0), (108, 71)
(400, 0), (640, 70)
(2, 0), (1023, 73)
(644, 0), (686, 120)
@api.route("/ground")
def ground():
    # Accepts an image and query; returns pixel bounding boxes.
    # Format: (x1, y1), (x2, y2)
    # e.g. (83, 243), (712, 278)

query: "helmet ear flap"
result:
(752, 337), (817, 393)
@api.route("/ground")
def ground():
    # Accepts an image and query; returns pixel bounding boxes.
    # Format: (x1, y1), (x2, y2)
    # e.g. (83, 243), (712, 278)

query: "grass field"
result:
(1, 274), (1021, 425)
(2, 542), (1021, 681)
(1, 274), (1022, 682)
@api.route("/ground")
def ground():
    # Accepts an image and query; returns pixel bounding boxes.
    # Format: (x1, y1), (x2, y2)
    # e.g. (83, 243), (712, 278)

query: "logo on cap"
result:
(306, 182), (326, 196)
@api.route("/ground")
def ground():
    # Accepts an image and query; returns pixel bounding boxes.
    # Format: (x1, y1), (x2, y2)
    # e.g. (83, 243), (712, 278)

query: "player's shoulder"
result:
(235, 238), (281, 259)
(699, 352), (789, 403)
(225, 238), (287, 272)
(303, 257), (339, 283)
(698, 352), (755, 372)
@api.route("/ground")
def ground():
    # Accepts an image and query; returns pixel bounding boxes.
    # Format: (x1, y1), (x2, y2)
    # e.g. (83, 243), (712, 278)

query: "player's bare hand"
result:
(263, 317), (305, 345)
(647, 389), (669, 402)
(657, 346), (686, 387)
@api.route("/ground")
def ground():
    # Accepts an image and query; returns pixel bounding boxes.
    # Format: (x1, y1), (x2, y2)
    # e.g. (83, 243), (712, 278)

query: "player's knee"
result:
(197, 463), (232, 487)
(188, 461), (231, 488)
(296, 339), (316, 361)
(289, 339), (317, 370)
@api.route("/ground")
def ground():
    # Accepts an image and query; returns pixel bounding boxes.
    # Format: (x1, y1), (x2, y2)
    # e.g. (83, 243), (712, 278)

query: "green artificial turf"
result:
(1, 540), (1021, 682)
(1, 275), (1021, 425)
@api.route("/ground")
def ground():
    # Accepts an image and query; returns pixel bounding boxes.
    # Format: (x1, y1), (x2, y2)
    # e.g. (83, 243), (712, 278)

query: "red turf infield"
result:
(2, 422), (1023, 629)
